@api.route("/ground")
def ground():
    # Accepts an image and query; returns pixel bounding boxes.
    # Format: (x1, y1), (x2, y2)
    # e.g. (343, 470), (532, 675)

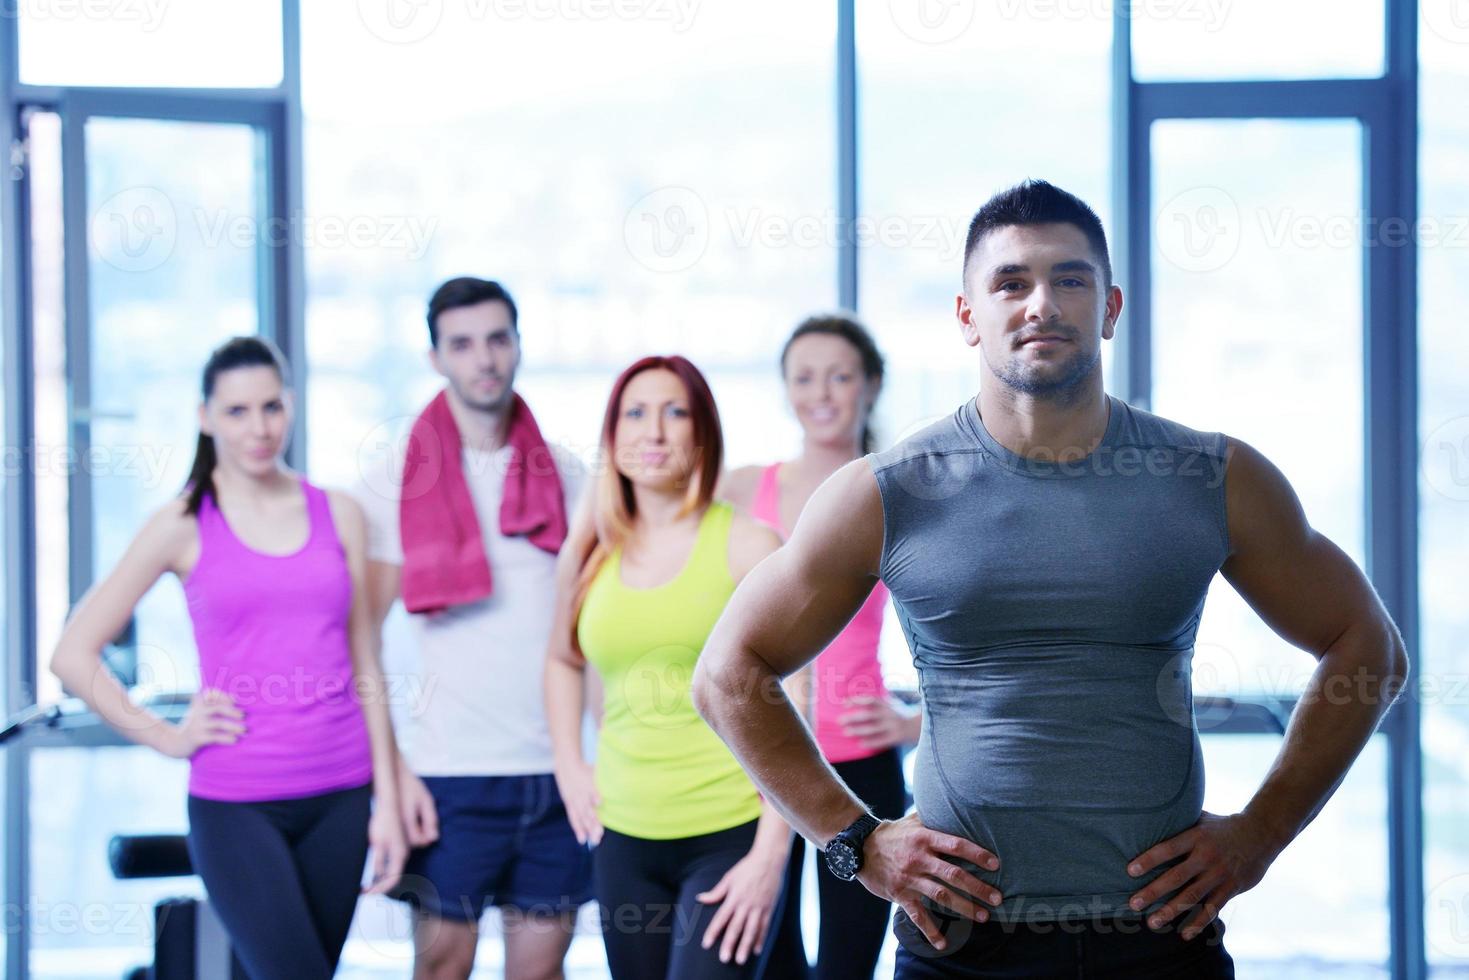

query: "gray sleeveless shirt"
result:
(866, 394), (1230, 923)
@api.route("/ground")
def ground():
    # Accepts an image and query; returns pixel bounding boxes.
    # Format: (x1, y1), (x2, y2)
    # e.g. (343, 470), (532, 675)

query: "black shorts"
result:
(894, 907), (1235, 978)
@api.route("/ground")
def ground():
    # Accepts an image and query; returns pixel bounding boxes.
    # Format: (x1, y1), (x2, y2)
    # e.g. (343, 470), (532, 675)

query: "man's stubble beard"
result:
(990, 346), (1101, 405)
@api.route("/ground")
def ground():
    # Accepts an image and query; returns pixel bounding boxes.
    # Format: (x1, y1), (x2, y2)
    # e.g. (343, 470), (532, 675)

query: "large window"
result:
(3, 5), (295, 975)
(1124, 0), (1419, 970)
(76, 116), (265, 701)
(23, 113), (270, 976)
(301, 1), (837, 493)
(1148, 114), (1388, 973)
(1151, 118), (1365, 699)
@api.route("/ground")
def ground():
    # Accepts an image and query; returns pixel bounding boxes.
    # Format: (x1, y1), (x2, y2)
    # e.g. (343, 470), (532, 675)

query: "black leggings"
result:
(761, 747), (910, 980)
(594, 819), (801, 980)
(186, 783), (371, 980)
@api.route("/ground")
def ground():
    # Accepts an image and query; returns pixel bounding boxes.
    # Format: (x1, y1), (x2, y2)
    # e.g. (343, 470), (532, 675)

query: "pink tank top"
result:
(751, 463), (890, 764)
(183, 479), (373, 801)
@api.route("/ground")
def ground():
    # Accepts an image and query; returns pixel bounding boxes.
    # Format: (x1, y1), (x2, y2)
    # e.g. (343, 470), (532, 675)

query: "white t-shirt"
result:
(352, 438), (585, 776)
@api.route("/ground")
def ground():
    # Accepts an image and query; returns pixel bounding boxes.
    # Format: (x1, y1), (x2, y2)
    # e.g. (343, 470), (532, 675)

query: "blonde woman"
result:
(545, 355), (803, 979)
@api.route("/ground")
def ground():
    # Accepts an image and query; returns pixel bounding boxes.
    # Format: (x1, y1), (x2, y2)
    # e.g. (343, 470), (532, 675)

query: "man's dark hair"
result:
(426, 277), (519, 347)
(961, 180), (1112, 290)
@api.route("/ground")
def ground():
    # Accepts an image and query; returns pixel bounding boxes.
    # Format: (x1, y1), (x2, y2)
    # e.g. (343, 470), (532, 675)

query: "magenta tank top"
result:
(183, 479), (373, 801)
(752, 463), (890, 764)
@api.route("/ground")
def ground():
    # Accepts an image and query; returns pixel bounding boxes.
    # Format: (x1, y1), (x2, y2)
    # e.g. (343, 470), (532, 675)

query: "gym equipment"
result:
(109, 834), (244, 980)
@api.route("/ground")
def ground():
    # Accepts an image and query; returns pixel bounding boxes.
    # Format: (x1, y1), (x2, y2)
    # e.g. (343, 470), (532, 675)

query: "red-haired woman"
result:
(544, 356), (800, 979)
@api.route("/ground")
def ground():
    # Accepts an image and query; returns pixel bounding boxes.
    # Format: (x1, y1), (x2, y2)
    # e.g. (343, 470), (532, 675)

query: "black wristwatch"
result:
(824, 813), (881, 882)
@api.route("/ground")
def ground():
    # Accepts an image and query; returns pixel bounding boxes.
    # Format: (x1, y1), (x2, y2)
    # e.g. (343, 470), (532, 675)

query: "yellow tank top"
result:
(576, 501), (762, 840)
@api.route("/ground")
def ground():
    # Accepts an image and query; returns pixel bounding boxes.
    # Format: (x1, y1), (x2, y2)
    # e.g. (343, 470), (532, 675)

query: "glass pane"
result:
(1151, 119), (1364, 701)
(1420, 21), (1469, 976)
(302, 1), (835, 487)
(858, 0), (1114, 411)
(18, 0), (282, 88)
(1132, 0), (1383, 81)
(28, 110), (71, 706)
(30, 748), (198, 979)
(858, 2), (1112, 689)
(1202, 735), (1389, 972)
(76, 117), (263, 701)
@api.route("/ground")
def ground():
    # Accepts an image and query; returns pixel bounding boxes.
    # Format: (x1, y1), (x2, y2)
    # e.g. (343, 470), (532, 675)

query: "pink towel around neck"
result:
(399, 390), (568, 614)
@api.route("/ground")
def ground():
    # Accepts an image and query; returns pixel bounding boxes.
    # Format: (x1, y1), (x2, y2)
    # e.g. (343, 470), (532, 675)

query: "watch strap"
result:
(830, 812), (881, 853)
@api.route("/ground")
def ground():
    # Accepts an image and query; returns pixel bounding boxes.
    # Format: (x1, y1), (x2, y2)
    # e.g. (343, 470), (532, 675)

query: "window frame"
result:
(1111, 3), (1423, 977)
(0, 4), (304, 976)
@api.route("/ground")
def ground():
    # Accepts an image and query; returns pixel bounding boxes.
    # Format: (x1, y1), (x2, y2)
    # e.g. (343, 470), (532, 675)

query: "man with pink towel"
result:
(352, 277), (591, 980)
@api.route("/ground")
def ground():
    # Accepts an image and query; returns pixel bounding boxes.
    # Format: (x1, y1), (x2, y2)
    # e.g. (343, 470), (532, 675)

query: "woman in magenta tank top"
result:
(50, 337), (407, 980)
(719, 314), (919, 980)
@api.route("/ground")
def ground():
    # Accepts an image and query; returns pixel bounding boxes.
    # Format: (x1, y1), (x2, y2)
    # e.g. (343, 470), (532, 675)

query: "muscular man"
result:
(691, 180), (1407, 977)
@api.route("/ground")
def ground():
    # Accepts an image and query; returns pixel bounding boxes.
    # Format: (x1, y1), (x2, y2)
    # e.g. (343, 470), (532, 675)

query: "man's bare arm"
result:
(693, 459), (881, 843)
(1221, 438), (1408, 842)
(693, 460), (1002, 950)
(1126, 437), (1409, 938)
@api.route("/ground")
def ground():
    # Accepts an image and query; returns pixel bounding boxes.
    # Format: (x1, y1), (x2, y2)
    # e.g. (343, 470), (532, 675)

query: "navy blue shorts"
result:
(391, 773), (593, 921)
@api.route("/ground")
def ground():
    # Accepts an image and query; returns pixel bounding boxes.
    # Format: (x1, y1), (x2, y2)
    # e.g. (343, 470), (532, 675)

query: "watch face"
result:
(826, 841), (860, 880)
